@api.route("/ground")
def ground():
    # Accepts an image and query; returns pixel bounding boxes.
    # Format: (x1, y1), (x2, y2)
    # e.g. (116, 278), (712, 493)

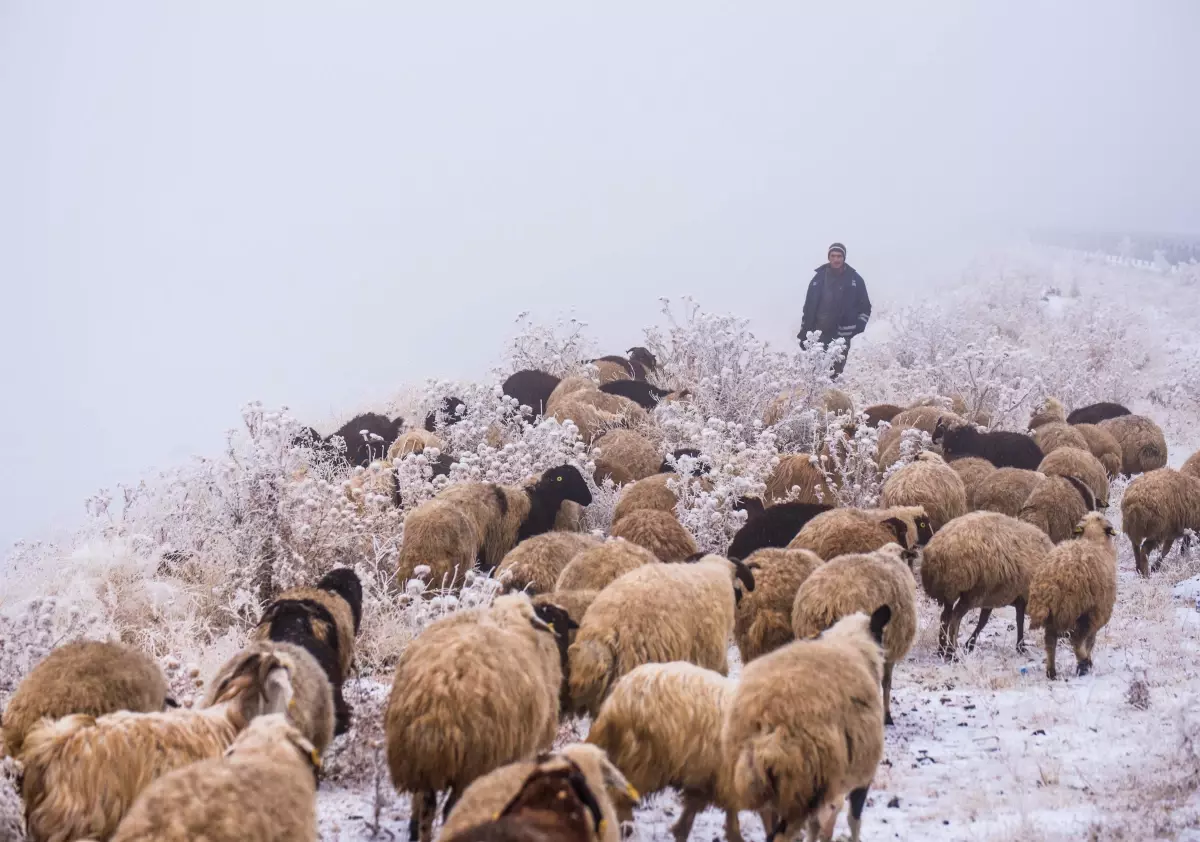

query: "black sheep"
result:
(659, 447), (709, 476)
(329, 412), (400, 468)
(1066, 401), (1132, 425)
(515, 465), (594, 545)
(935, 421), (1044, 471)
(531, 601), (580, 714)
(502, 369), (562, 418)
(316, 567), (364, 635)
(425, 396), (466, 432)
(259, 599), (351, 735)
(726, 498), (834, 560)
(627, 346), (659, 379)
(598, 379), (676, 410)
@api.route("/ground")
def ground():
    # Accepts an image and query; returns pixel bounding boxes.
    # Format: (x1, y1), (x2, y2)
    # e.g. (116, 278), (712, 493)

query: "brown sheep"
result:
(612, 473), (679, 524)
(1032, 422), (1091, 457)
(734, 547), (824, 663)
(861, 403), (904, 428)
(592, 429), (661, 485)
(1071, 423), (1124, 477)
(1182, 450), (1200, 480)
(1099, 414), (1168, 475)
(497, 532), (602, 595)
(971, 467), (1044, 517)
(787, 508), (910, 560)
(1018, 474), (1098, 544)
(879, 451), (968, 532)
(1120, 467), (1200, 576)
(608, 509), (699, 562)
(765, 454), (835, 505)
(1038, 447), (1110, 508)
(1027, 512), (1119, 680)
(555, 539), (660, 592)
(948, 456), (997, 509)
(1028, 397), (1067, 430)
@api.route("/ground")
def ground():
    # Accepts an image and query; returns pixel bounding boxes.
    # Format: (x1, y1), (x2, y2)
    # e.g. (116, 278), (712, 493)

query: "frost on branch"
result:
(499, 311), (598, 378)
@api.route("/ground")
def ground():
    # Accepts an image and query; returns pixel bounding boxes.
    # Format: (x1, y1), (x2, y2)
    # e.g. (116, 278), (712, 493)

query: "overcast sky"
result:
(2, 2), (1198, 551)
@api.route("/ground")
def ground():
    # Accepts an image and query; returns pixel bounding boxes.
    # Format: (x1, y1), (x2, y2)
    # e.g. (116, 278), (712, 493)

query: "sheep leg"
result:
(442, 786), (459, 822)
(1013, 597), (1027, 653)
(1137, 539), (1156, 577)
(333, 682), (352, 736)
(1155, 535), (1177, 571)
(671, 792), (704, 842)
(1044, 627), (1058, 680)
(937, 603), (956, 660)
(847, 786), (870, 842)
(409, 790), (436, 842)
(806, 813), (821, 842)
(940, 597), (970, 660)
(1072, 614), (1094, 676)
(882, 661), (895, 726)
(964, 608), (992, 652)
(724, 808), (745, 842)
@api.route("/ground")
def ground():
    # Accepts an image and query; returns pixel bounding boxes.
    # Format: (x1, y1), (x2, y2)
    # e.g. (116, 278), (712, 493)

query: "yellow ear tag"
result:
(547, 621), (556, 634)
(626, 783), (640, 801)
(288, 698), (297, 711)
(598, 819), (608, 836)
(310, 749), (322, 769)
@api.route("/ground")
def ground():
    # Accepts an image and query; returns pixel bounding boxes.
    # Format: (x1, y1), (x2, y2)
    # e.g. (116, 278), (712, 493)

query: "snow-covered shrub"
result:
(500, 310), (597, 377)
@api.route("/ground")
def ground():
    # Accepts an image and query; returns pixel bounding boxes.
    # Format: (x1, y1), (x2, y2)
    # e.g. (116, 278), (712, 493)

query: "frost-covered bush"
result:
(500, 311), (597, 377)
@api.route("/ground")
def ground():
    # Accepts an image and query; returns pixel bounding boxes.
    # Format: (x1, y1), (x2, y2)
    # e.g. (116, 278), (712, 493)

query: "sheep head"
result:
(205, 646), (295, 725)
(685, 552), (756, 602)
(1072, 511), (1116, 542)
(536, 464), (593, 507)
(316, 567), (364, 634)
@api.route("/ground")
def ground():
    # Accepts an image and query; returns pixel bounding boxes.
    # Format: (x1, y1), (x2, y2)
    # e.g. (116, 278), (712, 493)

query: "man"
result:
(797, 242), (872, 378)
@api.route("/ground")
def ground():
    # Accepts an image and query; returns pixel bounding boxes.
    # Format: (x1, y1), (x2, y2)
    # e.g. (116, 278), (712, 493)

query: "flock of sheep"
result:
(4, 343), (1200, 842)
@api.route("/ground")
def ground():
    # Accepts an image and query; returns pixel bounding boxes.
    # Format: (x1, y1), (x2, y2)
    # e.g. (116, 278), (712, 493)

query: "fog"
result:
(1, 2), (1198, 550)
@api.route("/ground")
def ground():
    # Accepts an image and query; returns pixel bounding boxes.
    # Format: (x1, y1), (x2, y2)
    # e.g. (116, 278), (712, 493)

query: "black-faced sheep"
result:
(396, 465), (593, 590)
(598, 379), (678, 410)
(591, 429), (661, 486)
(497, 532), (602, 596)
(586, 662), (743, 842)
(764, 453), (835, 505)
(385, 594), (564, 842)
(1066, 401), (1131, 425)
(879, 451), (968, 532)
(627, 346), (658, 379)
(935, 421), (1044, 471)
(1018, 474), (1097, 544)
(440, 743), (638, 842)
(329, 412), (401, 468)
(722, 608), (891, 842)
(502, 369), (562, 419)
(971, 467), (1045, 517)
(555, 539), (659, 592)
(425, 396), (466, 432)
(108, 713), (320, 842)
(252, 567), (363, 736)
(919, 511), (1052, 658)
(1072, 423), (1125, 478)
(2, 640), (170, 760)
(1038, 447), (1110, 508)
(567, 555), (754, 716)
(1099, 414), (1169, 475)
(1120, 467), (1200, 576)
(791, 543), (918, 725)
(734, 547), (824, 663)
(609, 509), (699, 562)
(1027, 512), (1119, 679)
(20, 643), (332, 842)
(725, 498), (833, 560)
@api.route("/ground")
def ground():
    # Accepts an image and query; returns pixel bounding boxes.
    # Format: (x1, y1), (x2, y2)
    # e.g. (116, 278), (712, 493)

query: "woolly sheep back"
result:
(388, 429), (445, 460)
(497, 532), (602, 596)
(971, 467), (1044, 517)
(1100, 414), (1168, 474)
(1184, 450), (1200, 480)
(1120, 467), (1200, 576)
(787, 508), (907, 560)
(765, 454), (834, 505)
(862, 403), (904, 428)
(790, 544), (917, 723)
(555, 539), (659, 592)
(2, 640), (168, 760)
(612, 473), (679, 524)
(1072, 423), (1125, 477)
(948, 456), (997, 509)
(734, 547), (824, 663)
(919, 511), (1052, 657)
(608, 509), (699, 562)
(1027, 512), (1118, 679)
(1038, 447), (1109, 508)
(879, 451), (967, 532)
(395, 488), (497, 590)
(502, 369), (561, 418)
(592, 429), (661, 486)
(586, 662), (743, 842)
(1018, 475), (1097, 544)
(1032, 422), (1091, 458)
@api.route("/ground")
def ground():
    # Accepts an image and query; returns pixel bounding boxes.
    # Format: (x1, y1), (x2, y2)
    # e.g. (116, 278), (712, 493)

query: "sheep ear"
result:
(869, 606), (892, 644)
(599, 756), (640, 806)
(733, 559), (756, 592)
(882, 517), (909, 545)
(286, 728), (320, 771)
(262, 665), (294, 715)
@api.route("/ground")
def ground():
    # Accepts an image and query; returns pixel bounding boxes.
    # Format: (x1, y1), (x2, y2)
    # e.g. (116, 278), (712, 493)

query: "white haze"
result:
(1, 2), (1198, 550)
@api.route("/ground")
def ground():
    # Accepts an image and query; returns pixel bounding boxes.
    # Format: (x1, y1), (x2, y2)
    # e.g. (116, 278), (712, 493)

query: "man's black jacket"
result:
(798, 263), (872, 343)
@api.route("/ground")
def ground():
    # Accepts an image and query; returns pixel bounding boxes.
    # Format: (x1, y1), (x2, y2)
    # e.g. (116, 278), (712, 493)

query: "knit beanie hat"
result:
(828, 242), (847, 259)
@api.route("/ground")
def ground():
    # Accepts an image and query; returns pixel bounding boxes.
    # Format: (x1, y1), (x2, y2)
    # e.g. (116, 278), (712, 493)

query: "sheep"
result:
(626, 347), (659, 379)
(1018, 474), (1097, 544)
(107, 713), (320, 842)
(609, 509), (699, 562)
(722, 608), (891, 842)
(948, 455), (997, 508)
(441, 753), (608, 842)
(612, 473), (680, 523)
(763, 388), (855, 426)
(786, 508), (913, 560)
(552, 390), (649, 444)
(1067, 401), (1132, 425)
(879, 451), (968, 532)
(1028, 397), (1067, 430)
(441, 743), (638, 842)
(734, 547), (824, 663)
(426, 396), (466, 432)
(388, 428), (446, 460)
(919, 511), (1053, 658)
(252, 567), (363, 735)
(1120, 467), (1200, 576)
(20, 642), (331, 842)
(824, 388), (854, 415)
(764, 453), (835, 505)
(791, 543), (918, 725)
(497, 532), (603, 596)
(385, 593), (563, 842)
(1032, 422), (1092, 458)
(1185, 450), (1200, 480)
(934, 420), (1044, 470)
(555, 539), (659, 592)
(329, 412), (401, 467)
(591, 357), (634, 384)
(1100, 414), (1169, 475)
(586, 662), (742, 842)
(861, 403), (904, 428)
(725, 498), (833, 560)
(660, 447), (708, 475)
(1038, 447), (1110, 508)
(592, 429), (661, 485)
(876, 406), (966, 469)
(532, 590), (600, 644)
(2, 640), (169, 760)
(568, 554), (755, 716)
(1027, 512), (1119, 680)
(1072, 423), (1125, 477)
(971, 467), (1045, 517)
(598, 379), (678, 410)
(502, 369), (562, 419)
(396, 465), (593, 590)
(547, 377), (599, 413)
